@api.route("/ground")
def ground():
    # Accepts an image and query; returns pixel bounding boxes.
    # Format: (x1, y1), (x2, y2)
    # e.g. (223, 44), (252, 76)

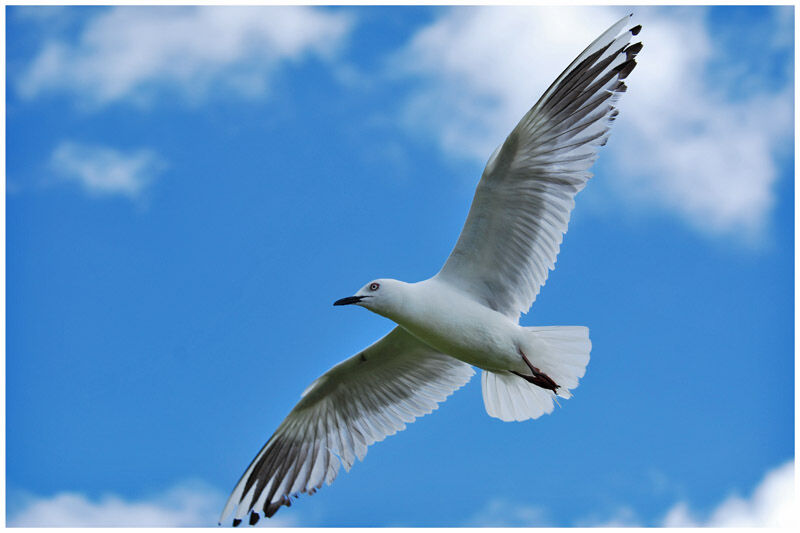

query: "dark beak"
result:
(333, 295), (365, 306)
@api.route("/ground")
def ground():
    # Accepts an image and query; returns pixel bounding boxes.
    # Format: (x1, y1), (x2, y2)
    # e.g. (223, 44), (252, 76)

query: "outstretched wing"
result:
(220, 327), (474, 525)
(436, 15), (642, 320)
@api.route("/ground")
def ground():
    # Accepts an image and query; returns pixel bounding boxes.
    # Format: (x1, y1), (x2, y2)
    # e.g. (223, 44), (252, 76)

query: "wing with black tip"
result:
(219, 327), (474, 525)
(436, 15), (642, 320)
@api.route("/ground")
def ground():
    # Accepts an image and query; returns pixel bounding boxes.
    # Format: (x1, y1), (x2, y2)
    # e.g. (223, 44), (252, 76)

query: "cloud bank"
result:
(51, 141), (166, 198)
(17, 6), (353, 107)
(394, 6), (793, 242)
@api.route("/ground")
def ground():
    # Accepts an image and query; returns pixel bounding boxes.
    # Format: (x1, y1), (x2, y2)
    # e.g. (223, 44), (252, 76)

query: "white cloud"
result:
(468, 460), (794, 527)
(51, 141), (166, 198)
(17, 6), (353, 106)
(393, 6), (793, 242)
(8, 481), (221, 527)
(662, 460), (795, 527)
(7, 481), (297, 527)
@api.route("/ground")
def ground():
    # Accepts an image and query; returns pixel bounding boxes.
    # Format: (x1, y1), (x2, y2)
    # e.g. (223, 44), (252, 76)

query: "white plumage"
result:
(222, 14), (642, 526)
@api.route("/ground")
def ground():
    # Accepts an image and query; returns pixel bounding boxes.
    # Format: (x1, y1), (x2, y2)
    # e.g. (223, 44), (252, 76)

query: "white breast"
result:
(391, 278), (523, 371)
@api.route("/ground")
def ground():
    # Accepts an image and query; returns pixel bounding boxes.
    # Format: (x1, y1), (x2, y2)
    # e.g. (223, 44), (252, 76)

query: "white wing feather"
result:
(436, 15), (642, 320)
(220, 327), (474, 524)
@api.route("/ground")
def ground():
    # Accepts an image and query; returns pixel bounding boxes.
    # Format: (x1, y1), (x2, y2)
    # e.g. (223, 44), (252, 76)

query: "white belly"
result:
(392, 279), (523, 371)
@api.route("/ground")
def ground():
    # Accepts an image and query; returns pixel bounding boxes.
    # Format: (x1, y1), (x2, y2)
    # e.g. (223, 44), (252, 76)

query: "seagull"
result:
(221, 14), (642, 526)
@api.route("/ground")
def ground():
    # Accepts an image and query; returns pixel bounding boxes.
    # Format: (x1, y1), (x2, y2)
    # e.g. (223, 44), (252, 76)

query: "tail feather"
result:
(481, 326), (591, 422)
(527, 325), (591, 394)
(482, 371), (556, 422)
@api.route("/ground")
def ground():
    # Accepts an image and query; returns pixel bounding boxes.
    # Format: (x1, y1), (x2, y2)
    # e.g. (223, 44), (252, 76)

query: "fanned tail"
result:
(482, 326), (591, 422)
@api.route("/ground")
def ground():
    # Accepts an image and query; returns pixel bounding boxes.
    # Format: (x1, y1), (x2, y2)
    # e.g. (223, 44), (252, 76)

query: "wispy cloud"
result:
(585, 506), (642, 527)
(7, 481), (297, 527)
(466, 498), (550, 527)
(51, 141), (166, 199)
(393, 6), (793, 243)
(16, 6), (353, 107)
(468, 460), (795, 527)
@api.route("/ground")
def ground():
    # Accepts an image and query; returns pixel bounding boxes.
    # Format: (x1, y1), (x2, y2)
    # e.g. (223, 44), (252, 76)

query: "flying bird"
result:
(221, 14), (642, 526)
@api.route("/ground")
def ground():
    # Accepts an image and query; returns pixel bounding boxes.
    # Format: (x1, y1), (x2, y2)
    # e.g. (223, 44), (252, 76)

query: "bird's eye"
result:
(369, 283), (380, 291)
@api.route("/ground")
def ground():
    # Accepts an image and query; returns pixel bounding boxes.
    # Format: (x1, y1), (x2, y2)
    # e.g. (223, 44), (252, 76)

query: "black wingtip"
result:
(249, 512), (261, 526)
(630, 24), (642, 36)
(614, 59), (637, 80)
(625, 42), (644, 59)
(232, 518), (242, 527)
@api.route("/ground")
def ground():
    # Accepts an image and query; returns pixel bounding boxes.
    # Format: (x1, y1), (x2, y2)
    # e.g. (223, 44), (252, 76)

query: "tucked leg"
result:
(511, 349), (559, 392)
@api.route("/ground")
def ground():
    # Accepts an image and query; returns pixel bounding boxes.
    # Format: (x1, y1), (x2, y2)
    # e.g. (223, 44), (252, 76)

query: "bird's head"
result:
(333, 278), (407, 318)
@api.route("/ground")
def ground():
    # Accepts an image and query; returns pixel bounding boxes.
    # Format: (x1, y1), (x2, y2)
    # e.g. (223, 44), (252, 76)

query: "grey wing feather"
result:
(436, 15), (642, 319)
(219, 327), (474, 524)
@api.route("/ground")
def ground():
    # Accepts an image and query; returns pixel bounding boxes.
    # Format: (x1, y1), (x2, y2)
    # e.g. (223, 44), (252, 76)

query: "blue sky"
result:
(5, 4), (794, 527)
